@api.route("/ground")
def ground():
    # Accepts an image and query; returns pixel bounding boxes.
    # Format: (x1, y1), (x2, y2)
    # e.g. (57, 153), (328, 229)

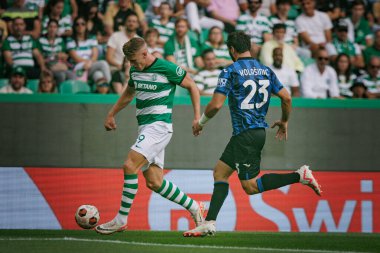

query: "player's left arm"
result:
(194, 68), (230, 136)
(271, 88), (292, 141)
(180, 73), (201, 135)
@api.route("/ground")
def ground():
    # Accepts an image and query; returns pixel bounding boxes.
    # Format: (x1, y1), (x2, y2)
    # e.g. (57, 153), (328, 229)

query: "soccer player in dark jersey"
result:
(183, 31), (322, 237)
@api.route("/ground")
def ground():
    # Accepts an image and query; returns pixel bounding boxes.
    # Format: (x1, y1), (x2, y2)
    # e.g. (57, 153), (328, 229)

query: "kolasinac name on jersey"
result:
(238, 67), (270, 76)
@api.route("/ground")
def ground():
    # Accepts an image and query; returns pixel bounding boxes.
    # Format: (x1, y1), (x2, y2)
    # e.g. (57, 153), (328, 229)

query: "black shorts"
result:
(220, 128), (266, 180)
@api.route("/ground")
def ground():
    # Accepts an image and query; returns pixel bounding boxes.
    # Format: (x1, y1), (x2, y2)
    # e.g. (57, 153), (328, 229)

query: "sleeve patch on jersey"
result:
(218, 78), (228, 87)
(176, 66), (185, 76)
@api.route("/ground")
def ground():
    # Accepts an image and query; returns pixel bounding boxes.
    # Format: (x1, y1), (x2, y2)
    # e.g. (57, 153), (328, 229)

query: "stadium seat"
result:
(27, 79), (39, 93)
(0, 79), (8, 89)
(59, 80), (91, 94)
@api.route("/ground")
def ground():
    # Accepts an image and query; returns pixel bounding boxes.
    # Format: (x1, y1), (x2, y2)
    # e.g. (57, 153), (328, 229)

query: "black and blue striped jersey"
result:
(214, 57), (284, 136)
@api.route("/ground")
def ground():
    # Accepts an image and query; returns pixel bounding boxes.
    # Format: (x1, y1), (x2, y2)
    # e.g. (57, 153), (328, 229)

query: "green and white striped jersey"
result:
(66, 36), (98, 60)
(38, 36), (65, 58)
(331, 38), (359, 57)
(194, 69), (221, 95)
(2, 35), (37, 67)
(149, 18), (175, 43)
(164, 36), (201, 68)
(358, 74), (380, 93)
(202, 41), (231, 61)
(268, 15), (297, 44)
(128, 58), (186, 126)
(41, 15), (72, 36)
(236, 13), (271, 45)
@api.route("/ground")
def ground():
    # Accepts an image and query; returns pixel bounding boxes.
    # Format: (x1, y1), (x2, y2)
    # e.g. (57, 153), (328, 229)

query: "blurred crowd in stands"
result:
(0, 0), (379, 98)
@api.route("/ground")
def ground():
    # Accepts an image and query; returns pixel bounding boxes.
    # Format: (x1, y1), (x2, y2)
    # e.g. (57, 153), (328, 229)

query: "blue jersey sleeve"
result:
(214, 68), (232, 96)
(269, 69), (284, 94)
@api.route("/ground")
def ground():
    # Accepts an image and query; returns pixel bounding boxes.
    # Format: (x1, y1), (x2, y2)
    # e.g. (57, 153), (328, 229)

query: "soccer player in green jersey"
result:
(96, 37), (204, 234)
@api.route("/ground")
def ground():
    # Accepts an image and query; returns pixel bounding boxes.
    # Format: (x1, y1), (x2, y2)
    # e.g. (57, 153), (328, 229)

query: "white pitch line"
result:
(0, 237), (372, 253)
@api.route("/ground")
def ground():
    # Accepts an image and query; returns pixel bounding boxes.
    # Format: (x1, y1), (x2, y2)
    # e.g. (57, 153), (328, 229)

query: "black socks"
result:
(256, 173), (300, 193)
(205, 182), (229, 221)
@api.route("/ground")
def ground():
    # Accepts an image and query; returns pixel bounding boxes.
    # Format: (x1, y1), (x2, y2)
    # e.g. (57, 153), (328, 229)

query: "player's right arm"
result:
(193, 93), (226, 136)
(204, 93), (227, 118)
(104, 86), (135, 131)
(271, 88), (292, 141)
(180, 73), (201, 135)
(193, 69), (231, 136)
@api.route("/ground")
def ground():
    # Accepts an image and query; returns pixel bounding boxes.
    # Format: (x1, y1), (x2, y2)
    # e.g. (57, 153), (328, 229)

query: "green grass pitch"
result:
(0, 230), (379, 253)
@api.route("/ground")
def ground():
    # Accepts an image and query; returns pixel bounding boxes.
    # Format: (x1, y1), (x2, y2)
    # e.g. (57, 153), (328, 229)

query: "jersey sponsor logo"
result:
(218, 78), (228, 87)
(238, 68), (269, 77)
(134, 82), (158, 91)
(176, 66), (185, 76)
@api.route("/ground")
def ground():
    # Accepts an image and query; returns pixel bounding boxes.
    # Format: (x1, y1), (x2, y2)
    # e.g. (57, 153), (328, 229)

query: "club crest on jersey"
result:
(176, 66), (185, 76)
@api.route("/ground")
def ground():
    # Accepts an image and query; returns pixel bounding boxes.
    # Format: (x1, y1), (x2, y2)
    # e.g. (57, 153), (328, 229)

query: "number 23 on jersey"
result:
(241, 79), (270, 110)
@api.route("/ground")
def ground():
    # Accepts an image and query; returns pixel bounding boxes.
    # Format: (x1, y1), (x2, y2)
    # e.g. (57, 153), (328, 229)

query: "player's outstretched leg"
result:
(184, 165), (322, 237)
(255, 165), (322, 196)
(154, 179), (205, 226)
(95, 174), (137, 235)
(296, 165), (322, 196)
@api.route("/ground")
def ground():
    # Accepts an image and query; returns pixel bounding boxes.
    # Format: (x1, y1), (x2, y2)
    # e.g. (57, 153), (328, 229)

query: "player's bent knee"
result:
(242, 183), (259, 195)
(145, 179), (161, 191)
(123, 160), (137, 174)
(213, 169), (229, 181)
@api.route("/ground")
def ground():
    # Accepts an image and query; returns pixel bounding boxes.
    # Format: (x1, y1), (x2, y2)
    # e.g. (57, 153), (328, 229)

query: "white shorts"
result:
(131, 122), (173, 170)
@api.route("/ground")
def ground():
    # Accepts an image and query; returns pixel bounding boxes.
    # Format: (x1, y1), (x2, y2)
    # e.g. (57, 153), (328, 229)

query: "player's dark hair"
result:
(226, 31), (251, 54)
(201, 48), (215, 59)
(123, 37), (146, 59)
(276, 0), (291, 6)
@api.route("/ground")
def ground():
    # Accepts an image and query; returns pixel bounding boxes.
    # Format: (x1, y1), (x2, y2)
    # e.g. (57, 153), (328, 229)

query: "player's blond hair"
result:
(122, 38), (146, 59)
